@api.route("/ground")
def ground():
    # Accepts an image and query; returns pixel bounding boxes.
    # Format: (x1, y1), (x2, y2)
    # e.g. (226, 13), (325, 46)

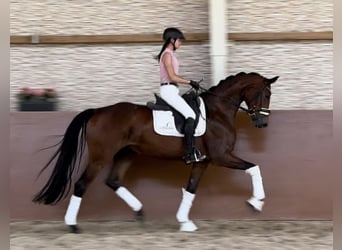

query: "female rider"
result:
(156, 27), (206, 165)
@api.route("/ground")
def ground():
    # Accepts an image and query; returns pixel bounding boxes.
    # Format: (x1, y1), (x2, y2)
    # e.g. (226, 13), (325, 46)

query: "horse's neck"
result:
(219, 84), (244, 109)
(204, 79), (246, 122)
(205, 93), (241, 125)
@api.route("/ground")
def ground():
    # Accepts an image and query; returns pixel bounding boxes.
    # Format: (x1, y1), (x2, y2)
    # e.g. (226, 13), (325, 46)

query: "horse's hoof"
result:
(69, 225), (81, 234)
(246, 196), (264, 212)
(135, 209), (144, 222)
(179, 220), (198, 232)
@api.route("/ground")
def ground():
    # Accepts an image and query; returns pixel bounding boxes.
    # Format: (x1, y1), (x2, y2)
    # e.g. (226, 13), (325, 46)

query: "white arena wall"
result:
(10, 0), (333, 111)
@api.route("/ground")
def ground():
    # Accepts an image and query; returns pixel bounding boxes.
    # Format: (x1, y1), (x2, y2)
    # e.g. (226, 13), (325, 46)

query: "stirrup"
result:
(194, 148), (206, 162)
(184, 150), (207, 165)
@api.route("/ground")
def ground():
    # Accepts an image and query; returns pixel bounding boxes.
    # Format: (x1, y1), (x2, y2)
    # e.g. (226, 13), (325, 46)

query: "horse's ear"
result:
(267, 76), (279, 84)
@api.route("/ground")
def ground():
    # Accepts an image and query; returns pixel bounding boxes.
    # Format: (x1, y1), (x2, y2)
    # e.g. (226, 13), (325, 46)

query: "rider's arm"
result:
(162, 52), (191, 85)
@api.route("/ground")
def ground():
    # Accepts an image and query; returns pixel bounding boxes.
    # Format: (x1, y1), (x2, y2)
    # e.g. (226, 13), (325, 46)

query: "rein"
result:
(195, 86), (249, 113)
(192, 84), (271, 118)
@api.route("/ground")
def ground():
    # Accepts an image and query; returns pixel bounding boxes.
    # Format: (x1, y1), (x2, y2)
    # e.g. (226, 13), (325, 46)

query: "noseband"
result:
(241, 84), (271, 119)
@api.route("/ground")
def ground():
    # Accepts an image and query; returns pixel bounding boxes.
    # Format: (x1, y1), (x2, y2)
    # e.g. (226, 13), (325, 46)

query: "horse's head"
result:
(242, 73), (279, 128)
(203, 72), (279, 128)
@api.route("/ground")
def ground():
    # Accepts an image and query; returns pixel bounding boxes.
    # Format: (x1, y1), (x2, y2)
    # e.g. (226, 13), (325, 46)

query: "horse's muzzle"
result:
(252, 119), (268, 128)
(249, 108), (270, 128)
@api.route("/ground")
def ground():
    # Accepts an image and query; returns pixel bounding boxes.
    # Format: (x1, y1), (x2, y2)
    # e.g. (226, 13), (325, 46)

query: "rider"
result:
(156, 27), (206, 165)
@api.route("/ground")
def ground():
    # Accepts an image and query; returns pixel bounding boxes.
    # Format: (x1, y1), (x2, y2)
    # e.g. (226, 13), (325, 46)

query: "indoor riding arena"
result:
(10, 0), (333, 249)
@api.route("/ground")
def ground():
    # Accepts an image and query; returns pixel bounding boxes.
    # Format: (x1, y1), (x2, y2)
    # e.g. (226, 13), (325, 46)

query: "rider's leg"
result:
(160, 85), (206, 164)
(183, 117), (206, 164)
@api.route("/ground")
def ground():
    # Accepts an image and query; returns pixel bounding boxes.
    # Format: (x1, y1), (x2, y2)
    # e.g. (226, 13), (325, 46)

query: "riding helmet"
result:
(162, 27), (186, 41)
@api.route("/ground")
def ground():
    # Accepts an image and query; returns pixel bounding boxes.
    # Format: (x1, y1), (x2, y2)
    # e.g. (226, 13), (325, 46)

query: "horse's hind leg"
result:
(64, 160), (107, 233)
(176, 162), (208, 232)
(105, 148), (144, 221)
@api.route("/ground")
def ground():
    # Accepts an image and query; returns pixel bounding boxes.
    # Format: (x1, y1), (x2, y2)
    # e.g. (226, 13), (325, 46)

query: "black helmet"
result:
(162, 27), (186, 41)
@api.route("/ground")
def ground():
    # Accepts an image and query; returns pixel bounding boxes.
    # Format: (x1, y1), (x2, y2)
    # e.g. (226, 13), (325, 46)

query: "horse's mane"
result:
(207, 72), (261, 93)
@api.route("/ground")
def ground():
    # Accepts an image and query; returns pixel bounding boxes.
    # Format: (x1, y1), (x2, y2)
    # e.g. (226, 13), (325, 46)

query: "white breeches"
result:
(160, 85), (196, 119)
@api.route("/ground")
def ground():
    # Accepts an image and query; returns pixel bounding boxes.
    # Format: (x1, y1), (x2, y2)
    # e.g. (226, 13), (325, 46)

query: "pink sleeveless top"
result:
(159, 48), (179, 83)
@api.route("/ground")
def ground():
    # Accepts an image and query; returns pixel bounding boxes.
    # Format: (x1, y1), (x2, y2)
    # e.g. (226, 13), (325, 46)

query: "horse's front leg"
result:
(212, 153), (265, 212)
(245, 164), (265, 211)
(176, 162), (208, 232)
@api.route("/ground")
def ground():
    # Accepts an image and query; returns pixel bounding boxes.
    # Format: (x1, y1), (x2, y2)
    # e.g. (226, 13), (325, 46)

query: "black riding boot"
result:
(183, 118), (206, 165)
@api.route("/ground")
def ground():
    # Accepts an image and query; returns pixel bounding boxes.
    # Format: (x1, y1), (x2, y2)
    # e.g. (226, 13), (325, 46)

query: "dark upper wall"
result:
(10, 110), (333, 220)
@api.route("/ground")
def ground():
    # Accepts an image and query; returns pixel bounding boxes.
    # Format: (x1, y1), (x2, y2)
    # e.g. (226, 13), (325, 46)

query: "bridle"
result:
(193, 81), (271, 119)
(241, 84), (271, 119)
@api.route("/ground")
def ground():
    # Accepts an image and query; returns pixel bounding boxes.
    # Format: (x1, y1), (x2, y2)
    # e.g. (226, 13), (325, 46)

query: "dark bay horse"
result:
(33, 72), (279, 232)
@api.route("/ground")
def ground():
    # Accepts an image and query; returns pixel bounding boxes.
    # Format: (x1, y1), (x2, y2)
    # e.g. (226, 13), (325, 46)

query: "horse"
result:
(33, 72), (279, 232)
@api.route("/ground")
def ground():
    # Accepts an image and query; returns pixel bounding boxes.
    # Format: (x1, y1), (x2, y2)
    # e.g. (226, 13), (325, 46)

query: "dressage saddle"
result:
(146, 91), (202, 134)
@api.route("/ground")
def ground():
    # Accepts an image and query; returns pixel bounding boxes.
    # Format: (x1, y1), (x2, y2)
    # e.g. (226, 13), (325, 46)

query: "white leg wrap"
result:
(64, 195), (82, 225)
(176, 188), (198, 231)
(245, 165), (265, 200)
(247, 196), (264, 211)
(176, 188), (195, 222)
(115, 187), (143, 212)
(179, 221), (198, 232)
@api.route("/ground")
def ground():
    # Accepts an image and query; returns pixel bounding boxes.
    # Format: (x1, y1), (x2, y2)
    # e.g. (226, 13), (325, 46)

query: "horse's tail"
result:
(32, 108), (95, 205)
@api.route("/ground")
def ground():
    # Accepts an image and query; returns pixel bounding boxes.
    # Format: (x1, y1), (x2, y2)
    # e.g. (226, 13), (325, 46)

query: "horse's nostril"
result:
(255, 123), (268, 128)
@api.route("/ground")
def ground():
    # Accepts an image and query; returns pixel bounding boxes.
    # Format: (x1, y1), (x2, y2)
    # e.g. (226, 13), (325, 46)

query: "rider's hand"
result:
(189, 80), (200, 90)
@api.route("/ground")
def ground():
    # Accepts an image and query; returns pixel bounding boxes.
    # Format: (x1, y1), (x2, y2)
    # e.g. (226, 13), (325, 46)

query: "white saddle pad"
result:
(152, 97), (206, 137)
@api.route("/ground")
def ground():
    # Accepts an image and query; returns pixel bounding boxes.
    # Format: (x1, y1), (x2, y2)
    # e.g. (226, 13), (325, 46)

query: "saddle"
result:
(146, 91), (202, 134)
